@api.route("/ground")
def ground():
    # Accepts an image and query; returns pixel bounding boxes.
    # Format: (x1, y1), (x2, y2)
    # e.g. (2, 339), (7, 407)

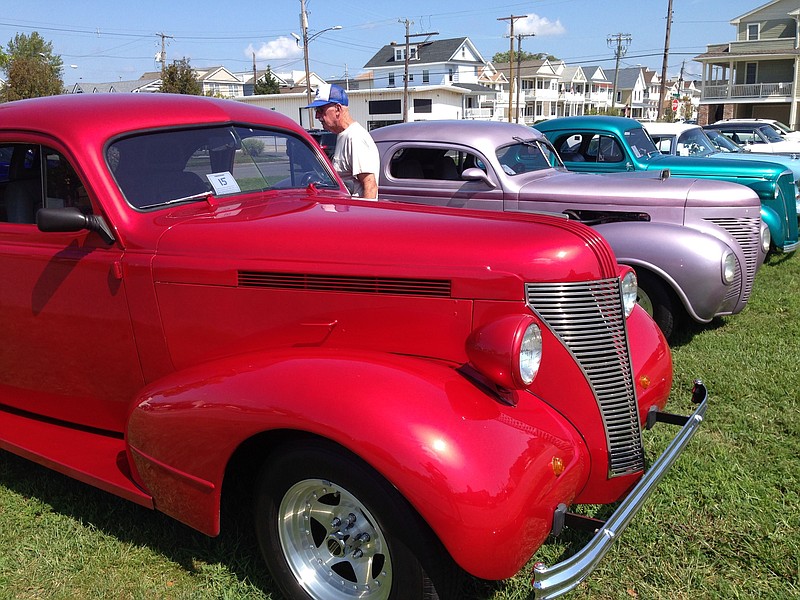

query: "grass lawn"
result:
(1, 253), (798, 600)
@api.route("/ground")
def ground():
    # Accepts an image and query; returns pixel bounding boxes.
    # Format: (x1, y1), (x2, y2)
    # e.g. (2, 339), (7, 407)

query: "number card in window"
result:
(207, 172), (241, 195)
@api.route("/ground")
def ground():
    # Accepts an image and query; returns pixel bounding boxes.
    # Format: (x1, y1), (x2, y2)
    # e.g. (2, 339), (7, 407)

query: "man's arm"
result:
(357, 172), (378, 199)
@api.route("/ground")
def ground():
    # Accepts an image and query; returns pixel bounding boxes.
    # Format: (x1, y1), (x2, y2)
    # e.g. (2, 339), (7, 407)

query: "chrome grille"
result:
(706, 217), (761, 304)
(525, 279), (644, 476)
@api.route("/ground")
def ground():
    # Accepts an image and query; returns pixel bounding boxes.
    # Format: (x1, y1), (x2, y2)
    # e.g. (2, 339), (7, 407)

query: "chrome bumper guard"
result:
(532, 380), (708, 599)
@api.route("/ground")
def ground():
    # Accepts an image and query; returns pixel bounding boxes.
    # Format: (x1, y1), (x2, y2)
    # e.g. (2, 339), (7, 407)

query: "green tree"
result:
(253, 66), (280, 95)
(0, 32), (63, 102)
(492, 50), (559, 64)
(159, 58), (202, 95)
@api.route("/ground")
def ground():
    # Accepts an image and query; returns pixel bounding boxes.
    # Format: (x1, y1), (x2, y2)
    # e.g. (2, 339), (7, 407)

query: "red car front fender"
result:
(126, 347), (591, 579)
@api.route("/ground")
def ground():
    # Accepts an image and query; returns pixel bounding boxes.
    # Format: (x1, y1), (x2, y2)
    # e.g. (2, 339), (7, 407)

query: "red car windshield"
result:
(108, 125), (337, 210)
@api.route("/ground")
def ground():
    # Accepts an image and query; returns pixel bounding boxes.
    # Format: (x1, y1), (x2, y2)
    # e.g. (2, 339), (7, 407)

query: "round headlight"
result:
(621, 270), (638, 318)
(760, 220), (771, 254)
(722, 251), (736, 284)
(519, 322), (542, 385)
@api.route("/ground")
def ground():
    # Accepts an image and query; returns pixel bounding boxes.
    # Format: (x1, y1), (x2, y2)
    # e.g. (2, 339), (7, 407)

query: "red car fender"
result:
(126, 347), (591, 580)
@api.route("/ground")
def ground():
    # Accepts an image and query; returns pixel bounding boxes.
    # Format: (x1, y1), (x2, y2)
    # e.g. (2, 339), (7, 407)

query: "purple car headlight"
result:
(722, 251), (736, 285)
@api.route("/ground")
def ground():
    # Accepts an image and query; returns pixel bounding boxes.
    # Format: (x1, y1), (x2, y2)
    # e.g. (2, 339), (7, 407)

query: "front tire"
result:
(254, 440), (458, 600)
(636, 270), (683, 341)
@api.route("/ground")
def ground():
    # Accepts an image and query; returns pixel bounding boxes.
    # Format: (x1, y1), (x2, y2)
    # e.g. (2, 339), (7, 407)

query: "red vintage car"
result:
(0, 94), (706, 599)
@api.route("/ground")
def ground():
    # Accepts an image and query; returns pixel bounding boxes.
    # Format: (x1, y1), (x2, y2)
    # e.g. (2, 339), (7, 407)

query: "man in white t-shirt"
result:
(306, 84), (379, 199)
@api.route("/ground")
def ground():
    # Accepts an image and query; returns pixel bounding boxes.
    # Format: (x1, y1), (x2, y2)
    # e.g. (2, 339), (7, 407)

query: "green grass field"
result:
(1, 253), (798, 600)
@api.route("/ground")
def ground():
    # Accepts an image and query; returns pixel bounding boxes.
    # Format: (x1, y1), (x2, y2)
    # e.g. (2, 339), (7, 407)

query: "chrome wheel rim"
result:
(277, 478), (392, 600)
(637, 287), (654, 316)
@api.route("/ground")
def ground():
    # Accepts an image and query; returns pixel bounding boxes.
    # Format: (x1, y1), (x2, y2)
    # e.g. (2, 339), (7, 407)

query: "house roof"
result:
(494, 60), (558, 80)
(452, 82), (498, 94)
(71, 78), (160, 93)
(363, 37), (484, 69)
(582, 66), (610, 82)
(608, 67), (645, 90)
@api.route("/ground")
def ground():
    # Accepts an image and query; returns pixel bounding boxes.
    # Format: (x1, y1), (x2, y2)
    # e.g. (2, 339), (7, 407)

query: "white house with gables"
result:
(582, 66), (613, 113)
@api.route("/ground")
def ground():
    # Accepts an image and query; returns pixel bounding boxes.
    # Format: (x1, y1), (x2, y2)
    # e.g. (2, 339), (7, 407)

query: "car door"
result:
(0, 140), (144, 433)
(379, 144), (506, 210)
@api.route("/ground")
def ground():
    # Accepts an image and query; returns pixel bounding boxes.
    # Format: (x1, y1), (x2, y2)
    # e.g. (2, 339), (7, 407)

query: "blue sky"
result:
(2, 0), (763, 86)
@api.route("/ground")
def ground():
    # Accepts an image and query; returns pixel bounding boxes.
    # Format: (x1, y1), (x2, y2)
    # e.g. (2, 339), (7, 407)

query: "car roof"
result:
(370, 119), (543, 146)
(643, 122), (700, 136)
(704, 122), (770, 130)
(0, 94), (305, 144)
(534, 115), (645, 135)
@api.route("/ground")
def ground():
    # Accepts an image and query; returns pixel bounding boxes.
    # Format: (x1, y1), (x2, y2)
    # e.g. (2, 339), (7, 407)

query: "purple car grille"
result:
(525, 278), (644, 477)
(705, 217), (761, 304)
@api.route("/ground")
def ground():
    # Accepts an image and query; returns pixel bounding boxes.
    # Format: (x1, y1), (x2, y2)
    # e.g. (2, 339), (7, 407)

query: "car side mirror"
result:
(37, 207), (116, 245)
(461, 167), (496, 189)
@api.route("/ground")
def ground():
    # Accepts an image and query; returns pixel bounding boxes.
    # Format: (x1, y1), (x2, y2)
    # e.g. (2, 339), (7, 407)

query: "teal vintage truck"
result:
(535, 116), (798, 254)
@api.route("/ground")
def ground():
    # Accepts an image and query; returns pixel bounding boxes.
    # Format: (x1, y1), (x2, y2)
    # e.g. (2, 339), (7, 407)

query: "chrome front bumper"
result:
(532, 381), (708, 599)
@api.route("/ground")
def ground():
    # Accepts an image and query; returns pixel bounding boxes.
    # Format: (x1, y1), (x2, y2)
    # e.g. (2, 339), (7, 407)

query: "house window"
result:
(745, 62), (757, 85)
(369, 99), (402, 115)
(747, 23), (759, 41)
(448, 68), (453, 82)
(414, 98), (432, 113)
(388, 72), (395, 87)
(423, 70), (430, 83)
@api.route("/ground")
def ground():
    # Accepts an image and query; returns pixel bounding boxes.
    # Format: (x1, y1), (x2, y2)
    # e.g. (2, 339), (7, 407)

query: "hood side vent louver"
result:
(238, 271), (452, 298)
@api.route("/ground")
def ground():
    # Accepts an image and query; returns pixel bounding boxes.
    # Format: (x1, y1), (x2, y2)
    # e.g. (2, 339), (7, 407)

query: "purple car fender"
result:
(592, 221), (737, 322)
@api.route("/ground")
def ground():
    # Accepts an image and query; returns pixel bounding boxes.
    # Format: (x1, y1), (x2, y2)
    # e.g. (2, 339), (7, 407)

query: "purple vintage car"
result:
(371, 120), (767, 339)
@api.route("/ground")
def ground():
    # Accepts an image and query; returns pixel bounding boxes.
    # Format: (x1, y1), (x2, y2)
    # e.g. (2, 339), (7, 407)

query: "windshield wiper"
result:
(139, 190), (214, 210)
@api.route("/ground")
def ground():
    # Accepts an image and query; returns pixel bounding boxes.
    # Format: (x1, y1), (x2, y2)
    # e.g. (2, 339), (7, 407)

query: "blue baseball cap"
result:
(304, 83), (349, 108)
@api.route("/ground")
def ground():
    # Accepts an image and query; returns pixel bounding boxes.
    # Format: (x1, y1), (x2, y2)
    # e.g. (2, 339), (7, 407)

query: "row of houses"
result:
(68, 0), (800, 131)
(71, 38), (699, 129)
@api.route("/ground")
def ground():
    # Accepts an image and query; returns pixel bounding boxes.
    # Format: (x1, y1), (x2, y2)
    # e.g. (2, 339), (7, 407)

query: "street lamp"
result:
(292, 20), (341, 126)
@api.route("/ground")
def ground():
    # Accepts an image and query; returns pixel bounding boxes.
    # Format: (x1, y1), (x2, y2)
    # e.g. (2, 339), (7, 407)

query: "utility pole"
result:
(155, 32), (173, 74)
(499, 15), (526, 122)
(300, 0), (312, 110)
(252, 51), (257, 92)
(656, 0), (674, 121)
(399, 20), (437, 122)
(607, 32), (632, 111)
(515, 33), (535, 124)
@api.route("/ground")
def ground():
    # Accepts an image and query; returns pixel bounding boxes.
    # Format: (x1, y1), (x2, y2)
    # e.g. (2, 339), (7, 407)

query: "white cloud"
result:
(517, 14), (566, 37)
(245, 37), (303, 61)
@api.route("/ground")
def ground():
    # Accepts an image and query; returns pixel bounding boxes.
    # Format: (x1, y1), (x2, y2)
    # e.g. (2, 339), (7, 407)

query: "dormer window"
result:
(747, 23), (759, 41)
(395, 46), (418, 61)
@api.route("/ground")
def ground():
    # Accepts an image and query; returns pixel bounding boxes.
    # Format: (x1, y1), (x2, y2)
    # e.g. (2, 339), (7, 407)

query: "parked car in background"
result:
(371, 120), (765, 339)
(643, 122), (800, 220)
(0, 93), (708, 600)
(714, 118), (800, 142)
(703, 120), (800, 155)
(306, 128), (336, 159)
(535, 116), (799, 254)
